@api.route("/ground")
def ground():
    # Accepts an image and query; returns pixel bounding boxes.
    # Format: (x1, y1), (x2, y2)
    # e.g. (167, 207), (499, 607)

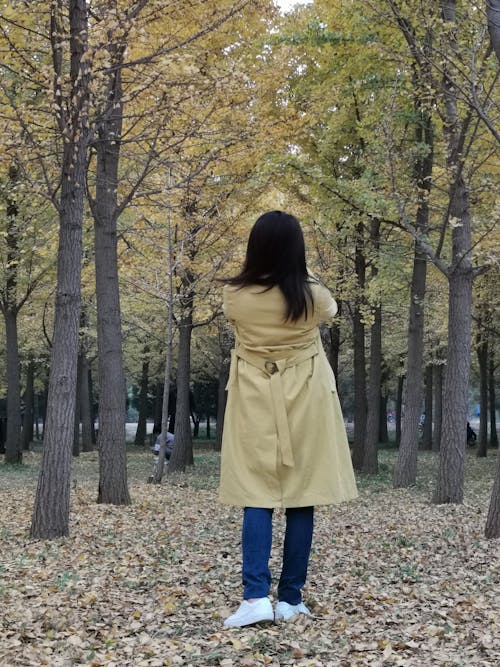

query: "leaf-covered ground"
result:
(0, 446), (499, 667)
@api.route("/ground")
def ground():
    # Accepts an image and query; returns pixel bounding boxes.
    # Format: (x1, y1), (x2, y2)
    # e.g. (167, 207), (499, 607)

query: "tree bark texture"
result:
(152, 232), (174, 484)
(432, 364), (443, 452)
(215, 321), (233, 452)
(395, 374), (404, 448)
(489, 349), (498, 447)
(352, 222), (367, 470)
(328, 314), (341, 381)
(2, 165), (22, 464)
(422, 365), (433, 450)
(73, 355), (82, 457)
(394, 253), (427, 486)
(434, 187), (473, 503)
(31, 0), (89, 539)
(153, 383), (163, 434)
(89, 368), (97, 445)
(379, 393), (388, 444)
(80, 354), (93, 452)
(434, 0), (475, 504)
(363, 303), (381, 473)
(477, 329), (488, 457)
(134, 354), (150, 447)
(3, 310), (22, 463)
(93, 55), (130, 505)
(22, 361), (35, 450)
(168, 298), (194, 474)
(152, 355), (173, 483)
(363, 219), (381, 473)
(394, 104), (433, 486)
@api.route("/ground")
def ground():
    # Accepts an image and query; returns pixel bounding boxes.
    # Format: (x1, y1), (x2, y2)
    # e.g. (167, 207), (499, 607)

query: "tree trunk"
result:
(352, 222), (367, 471)
(363, 219), (381, 473)
(22, 361), (34, 451)
(35, 392), (40, 440)
(134, 352), (150, 447)
(93, 53), (130, 506)
(379, 392), (388, 444)
(73, 354), (82, 457)
(152, 211), (175, 485)
(168, 299), (194, 474)
(193, 415), (200, 439)
(215, 321), (233, 452)
(153, 383), (163, 434)
(3, 310), (22, 463)
(485, 443), (500, 538)
(31, 0), (89, 539)
(477, 328), (488, 457)
(393, 254), (427, 486)
(363, 303), (381, 473)
(0, 417), (5, 454)
(434, 1), (474, 505)
(433, 189), (473, 504)
(2, 164), (22, 464)
(41, 381), (48, 440)
(89, 367), (97, 445)
(432, 364), (443, 452)
(395, 374), (404, 448)
(489, 348), (498, 448)
(394, 103), (433, 486)
(422, 365), (433, 450)
(215, 363), (229, 452)
(80, 353), (93, 452)
(328, 312), (341, 380)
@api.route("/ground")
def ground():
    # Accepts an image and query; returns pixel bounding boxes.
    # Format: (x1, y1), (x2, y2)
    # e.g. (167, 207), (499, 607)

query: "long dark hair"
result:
(226, 210), (313, 321)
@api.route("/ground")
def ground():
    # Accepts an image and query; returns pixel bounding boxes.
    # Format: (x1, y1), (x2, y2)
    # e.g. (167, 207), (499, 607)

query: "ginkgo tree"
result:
(261, 0), (499, 508)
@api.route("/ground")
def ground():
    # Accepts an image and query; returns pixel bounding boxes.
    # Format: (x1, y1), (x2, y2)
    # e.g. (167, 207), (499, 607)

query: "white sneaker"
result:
(275, 601), (311, 622)
(223, 598), (274, 628)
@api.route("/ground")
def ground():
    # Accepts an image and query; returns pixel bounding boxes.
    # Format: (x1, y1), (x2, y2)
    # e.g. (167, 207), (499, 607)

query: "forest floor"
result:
(0, 445), (499, 667)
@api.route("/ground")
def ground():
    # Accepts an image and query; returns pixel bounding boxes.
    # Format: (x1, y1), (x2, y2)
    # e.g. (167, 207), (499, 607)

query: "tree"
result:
(393, 12), (434, 487)
(0, 156), (54, 464)
(88, 10), (130, 505)
(431, 0), (493, 504)
(152, 203), (175, 484)
(363, 0), (498, 501)
(0, 165), (23, 464)
(31, 0), (90, 538)
(85, 0), (276, 496)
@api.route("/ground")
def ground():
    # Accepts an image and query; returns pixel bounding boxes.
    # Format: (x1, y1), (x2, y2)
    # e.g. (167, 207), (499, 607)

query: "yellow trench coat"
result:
(218, 281), (358, 508)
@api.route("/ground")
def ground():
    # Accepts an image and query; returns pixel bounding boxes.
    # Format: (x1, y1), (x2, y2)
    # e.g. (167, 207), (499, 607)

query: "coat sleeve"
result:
(222, 284), (236, 323)
(312, 282), (338, 321)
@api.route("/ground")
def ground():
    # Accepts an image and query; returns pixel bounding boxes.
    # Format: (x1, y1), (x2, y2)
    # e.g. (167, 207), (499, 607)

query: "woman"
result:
(219, 211), (357, 628)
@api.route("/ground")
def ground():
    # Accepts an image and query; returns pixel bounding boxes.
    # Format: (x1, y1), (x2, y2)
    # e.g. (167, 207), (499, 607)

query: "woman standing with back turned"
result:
(219, 211), (357, 627)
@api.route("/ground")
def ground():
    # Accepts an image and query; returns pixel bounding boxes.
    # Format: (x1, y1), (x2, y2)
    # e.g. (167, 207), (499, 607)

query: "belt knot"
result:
(265, 360), (278, 374)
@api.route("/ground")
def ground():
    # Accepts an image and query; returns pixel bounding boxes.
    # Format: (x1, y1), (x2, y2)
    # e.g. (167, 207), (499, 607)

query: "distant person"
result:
(151, 432), (174, 460)
(467, 422), (477, 447)
(219, 211), (358, 628)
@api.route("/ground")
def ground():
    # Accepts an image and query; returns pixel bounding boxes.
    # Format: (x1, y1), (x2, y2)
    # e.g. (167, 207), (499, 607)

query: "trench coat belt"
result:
(234, 342), (319, 468)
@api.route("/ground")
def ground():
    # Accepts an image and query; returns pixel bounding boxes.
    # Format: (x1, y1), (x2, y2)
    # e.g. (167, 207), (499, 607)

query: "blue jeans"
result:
(242, 506), (314, 604)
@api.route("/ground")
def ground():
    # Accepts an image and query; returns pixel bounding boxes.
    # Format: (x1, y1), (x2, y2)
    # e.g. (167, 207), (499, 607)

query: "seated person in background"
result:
(151, 432), (175, 459)
(467, 422), (477, 447)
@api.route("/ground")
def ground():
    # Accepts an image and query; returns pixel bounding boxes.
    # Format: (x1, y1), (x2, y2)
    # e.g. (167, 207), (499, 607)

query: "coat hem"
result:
(217, 492), (358, 509)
